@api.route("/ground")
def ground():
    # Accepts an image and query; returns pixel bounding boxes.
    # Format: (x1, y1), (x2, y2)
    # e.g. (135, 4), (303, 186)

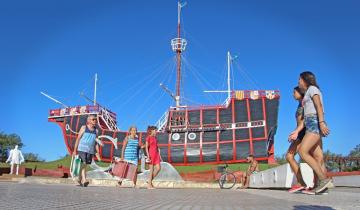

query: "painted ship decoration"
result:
(44, 2), (279, 166)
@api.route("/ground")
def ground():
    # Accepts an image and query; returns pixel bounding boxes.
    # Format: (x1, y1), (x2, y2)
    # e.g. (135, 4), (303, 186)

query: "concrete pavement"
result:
(0, 182), (359, 209)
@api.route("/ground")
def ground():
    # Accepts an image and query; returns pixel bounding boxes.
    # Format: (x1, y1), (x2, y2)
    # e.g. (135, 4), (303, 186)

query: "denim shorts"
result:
(304, 114), (321, 136)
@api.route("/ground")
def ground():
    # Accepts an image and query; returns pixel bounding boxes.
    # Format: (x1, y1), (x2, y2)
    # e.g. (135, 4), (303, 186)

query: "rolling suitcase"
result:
(111, 160), (137, 182)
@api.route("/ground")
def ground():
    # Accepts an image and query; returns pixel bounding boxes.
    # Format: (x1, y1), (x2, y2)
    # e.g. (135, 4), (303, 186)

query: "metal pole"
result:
(176, 1), (182, 107)
(94, 73), (97, 105)
(227, 51), (231, 99)
(40, 91), (68, 108)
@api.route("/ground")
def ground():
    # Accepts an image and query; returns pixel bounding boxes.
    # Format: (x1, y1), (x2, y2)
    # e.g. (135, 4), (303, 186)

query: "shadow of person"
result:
(294, 205), (335, 210)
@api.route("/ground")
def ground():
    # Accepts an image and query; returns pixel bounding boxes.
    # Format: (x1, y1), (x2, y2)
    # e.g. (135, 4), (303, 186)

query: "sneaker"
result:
(327, 180), (335, 189)
(301, 188), (315, 195)
(288, 185), (306, 193)
(314, 178), (332, 193)
(316, 188), (329, 195)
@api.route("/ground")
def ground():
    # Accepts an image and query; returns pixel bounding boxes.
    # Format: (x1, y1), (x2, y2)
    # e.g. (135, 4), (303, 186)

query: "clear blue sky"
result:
(1, 0), (359, 161)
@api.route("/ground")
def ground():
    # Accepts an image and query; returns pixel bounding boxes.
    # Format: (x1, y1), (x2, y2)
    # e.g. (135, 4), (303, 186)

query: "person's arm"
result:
(249, 163), (255, 172)
(6, 150), (13, 163)
(73, 126), (85, 156)
(145, 137), (150, 159)
(312, 95), (330, 136)
(19, 151), (25, 164)
(121, 137), (128, 160)
(255, 161), (259, 172)
(246, 164), (251, 173)
(288, 116), (305, 142)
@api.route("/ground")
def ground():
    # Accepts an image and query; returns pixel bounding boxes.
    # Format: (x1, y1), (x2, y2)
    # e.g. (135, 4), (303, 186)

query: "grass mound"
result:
(1, 156), (275, 173)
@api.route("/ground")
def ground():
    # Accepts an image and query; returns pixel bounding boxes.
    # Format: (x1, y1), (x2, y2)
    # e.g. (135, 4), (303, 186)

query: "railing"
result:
(325, 155), (360, 172)
(156, 111), (169, 131)
(49, 105), (116, 119)
(99, 107), (118, 131)
(222, 96), (231, 106)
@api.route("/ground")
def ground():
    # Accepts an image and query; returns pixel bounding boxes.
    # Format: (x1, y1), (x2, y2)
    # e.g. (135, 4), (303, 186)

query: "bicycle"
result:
(217, 163), (237, 189)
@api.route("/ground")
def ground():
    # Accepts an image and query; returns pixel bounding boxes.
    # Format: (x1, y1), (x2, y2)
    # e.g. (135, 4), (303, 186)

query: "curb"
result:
(10, 177), (223, 189)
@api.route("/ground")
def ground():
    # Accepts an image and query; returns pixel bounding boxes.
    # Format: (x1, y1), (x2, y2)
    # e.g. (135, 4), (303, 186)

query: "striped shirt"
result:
(78, 126), (97, 154)
(124, 137), (139, 165)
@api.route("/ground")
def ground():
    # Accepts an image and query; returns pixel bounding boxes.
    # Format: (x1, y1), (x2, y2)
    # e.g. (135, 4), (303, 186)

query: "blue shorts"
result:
(304, 115), (322, 136)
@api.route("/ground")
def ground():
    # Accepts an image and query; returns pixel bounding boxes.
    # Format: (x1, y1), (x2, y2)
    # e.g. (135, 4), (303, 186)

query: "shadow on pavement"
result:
(294, 205), (335, 210)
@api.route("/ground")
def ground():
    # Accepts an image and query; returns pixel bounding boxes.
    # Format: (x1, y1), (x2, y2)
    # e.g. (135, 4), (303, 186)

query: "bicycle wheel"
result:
(218, 172), (236, 189)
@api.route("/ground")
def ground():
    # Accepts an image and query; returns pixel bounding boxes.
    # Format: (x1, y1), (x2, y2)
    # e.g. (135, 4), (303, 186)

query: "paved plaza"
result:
(0, 182), (359, 209)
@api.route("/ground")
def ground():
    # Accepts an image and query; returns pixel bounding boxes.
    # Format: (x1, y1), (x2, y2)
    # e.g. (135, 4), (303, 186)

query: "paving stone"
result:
(0, 182), (358, 209)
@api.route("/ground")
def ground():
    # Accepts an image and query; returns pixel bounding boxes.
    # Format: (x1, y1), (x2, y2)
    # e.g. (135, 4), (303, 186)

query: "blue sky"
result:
(1, 0), (359, 161)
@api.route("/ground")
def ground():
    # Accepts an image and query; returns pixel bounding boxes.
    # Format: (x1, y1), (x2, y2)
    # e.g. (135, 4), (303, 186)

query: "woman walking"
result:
(286, 86), (308, 193)
(145, 126), (161, 189)
(291, 71), (331, 194)
(121, 126), (139, 187)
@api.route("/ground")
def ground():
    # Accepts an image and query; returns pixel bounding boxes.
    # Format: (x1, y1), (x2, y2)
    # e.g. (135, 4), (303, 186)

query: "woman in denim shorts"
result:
(296, 71), (331, 194)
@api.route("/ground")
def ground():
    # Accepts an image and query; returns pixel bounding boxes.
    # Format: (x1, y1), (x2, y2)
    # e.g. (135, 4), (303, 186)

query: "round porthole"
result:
(172, 133), (180, 141)
(188, 132), (196, 140)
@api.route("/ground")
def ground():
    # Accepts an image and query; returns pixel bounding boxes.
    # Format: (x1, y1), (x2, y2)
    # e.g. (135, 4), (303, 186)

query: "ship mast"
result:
(94, 73), (97, 105)
(227, 51), (231, 100)
(204, 51), (237, 106)
(171, 1), (187, 107)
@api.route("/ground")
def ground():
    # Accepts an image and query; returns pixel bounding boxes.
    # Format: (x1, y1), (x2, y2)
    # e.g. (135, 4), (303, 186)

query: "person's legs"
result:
(244, 172), (251, 188)
(240, 172), (245, 186)
(299, 133), (332, 193)
(16, 164), (19, 175)
(310, 139), (328, 189)
(148, 164), (154, 189)
(286, 141), (306, 187)
(312, 139), (326, 175)
(133, 172), (137, 187)
(299, 133), (326, 180)
(9, 163), (14, 174)
(153, 164), (161, 178)
(80, 163), (87, 183)
(149, 163), (161, 188)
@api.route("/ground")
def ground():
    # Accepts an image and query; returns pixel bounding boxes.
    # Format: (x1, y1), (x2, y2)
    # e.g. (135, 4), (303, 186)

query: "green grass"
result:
(1, 156), (275, 173)
(0, 156), (72, 170)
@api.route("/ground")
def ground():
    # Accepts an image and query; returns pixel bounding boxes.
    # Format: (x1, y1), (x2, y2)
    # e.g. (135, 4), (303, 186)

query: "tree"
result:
(0, 131), (24, 162)
(349, 144), (360, 157)
(275, 153), (287, 165)
(348, 144), (360, 171)
(323, 150), (342, 172)
(23, 152), (44, 162)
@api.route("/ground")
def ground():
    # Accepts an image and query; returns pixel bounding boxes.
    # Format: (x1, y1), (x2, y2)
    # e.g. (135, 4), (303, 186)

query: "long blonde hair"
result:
(128, 126), (138, 138)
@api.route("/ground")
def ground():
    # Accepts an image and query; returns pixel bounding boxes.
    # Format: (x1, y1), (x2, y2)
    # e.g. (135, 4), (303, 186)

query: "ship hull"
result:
(49, 92), (279, 166)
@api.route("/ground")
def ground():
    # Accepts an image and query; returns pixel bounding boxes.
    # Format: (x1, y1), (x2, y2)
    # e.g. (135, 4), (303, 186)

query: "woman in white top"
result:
(289, 71), (331, 194)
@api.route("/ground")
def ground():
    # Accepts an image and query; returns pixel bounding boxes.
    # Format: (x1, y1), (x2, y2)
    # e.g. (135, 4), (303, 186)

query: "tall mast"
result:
(171, 1), (187, 107)
(94, 73), (97, 105)
(227, 51), (231, 99)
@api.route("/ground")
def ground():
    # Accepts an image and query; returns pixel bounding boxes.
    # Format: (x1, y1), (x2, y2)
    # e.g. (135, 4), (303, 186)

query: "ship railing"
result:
(48, 104), (117, 118)
(222, 96), (231, 106)
(99, 107), (119, 131)
(156, 111), (169, 131)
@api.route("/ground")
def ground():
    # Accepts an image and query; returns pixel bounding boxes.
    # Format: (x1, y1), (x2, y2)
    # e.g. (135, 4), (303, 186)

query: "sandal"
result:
(77, 180), (83, 187)
(83, 181), (89, 187)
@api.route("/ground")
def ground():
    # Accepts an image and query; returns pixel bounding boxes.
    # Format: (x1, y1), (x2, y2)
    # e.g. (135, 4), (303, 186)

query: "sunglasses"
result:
(91, 118), (97, 121)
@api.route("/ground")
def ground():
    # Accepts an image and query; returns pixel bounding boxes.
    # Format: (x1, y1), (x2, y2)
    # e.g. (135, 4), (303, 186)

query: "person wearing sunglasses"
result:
(73, 115), (101, 187)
